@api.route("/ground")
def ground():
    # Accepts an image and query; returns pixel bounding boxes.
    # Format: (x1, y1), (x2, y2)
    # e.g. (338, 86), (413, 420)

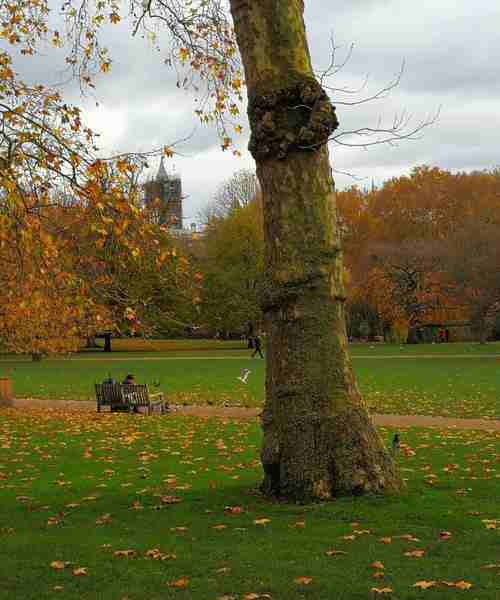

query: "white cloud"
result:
(3, 0), (499, 212)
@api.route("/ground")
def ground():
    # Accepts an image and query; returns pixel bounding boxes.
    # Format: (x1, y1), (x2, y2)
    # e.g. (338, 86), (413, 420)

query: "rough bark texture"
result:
(230, 0), (402, 501)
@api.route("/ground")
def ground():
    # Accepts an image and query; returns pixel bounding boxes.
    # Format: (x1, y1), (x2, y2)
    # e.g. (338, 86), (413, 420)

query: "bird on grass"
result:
(237, 369), (251, 384)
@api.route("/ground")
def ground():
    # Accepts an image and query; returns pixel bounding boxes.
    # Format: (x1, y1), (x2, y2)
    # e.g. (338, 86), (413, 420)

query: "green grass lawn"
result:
(2, 341), (500, 418)
(1, 408), (499, 599)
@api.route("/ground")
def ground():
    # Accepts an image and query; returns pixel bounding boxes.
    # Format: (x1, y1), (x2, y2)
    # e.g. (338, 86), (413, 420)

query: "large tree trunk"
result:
(230, 0), (402, 500)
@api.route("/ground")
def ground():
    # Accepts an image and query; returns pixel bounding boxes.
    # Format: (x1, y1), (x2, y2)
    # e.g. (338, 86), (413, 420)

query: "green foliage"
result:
(200, 199), (264, 335)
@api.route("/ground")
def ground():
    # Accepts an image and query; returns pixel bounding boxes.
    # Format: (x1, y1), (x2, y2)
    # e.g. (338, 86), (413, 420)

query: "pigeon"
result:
(392, 433), (400, 453)
(237, 369), (251, 384)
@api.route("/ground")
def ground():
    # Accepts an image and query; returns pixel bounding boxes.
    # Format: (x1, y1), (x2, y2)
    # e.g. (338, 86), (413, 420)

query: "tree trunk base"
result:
(261, 406), (402, 502)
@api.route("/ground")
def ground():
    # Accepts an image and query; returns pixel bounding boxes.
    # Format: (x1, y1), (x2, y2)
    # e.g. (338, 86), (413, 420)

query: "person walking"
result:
(252, 334), (264, 359)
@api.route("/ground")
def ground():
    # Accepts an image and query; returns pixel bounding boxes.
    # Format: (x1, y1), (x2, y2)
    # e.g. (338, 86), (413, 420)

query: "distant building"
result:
(144, 157), (183, 229)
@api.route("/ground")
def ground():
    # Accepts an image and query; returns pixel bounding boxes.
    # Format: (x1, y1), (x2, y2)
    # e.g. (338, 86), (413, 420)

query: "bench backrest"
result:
(95, 383), (149, 406)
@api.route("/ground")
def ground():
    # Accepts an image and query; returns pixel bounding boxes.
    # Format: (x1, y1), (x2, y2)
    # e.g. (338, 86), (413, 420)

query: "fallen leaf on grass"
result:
(294, 576), (313, 585)
(370, 588), (393, 595)
(395, 534), (420, 542)
(379, 537), (392, 544)
(439, 531), (452, 540)
(413, 580), (436, 589)
(253, 518), (271, 525)
(167, 577), (189, 588)
(290, 521), (305, 529)
(481, 564), (500, 570)
(225, 506), (242, 515)
(160, 495), (182, 504)
(454, 581), (473, 590)
(372, 572), (385, 579)
(113, 549), (137, 558)
(72, 567), (88, 576)
(403, 550), (425, 557)
(371, 561), (385, 570)
(50, 561), (65, 570)
(212, 524), (227, 530)
(325, 549), (347, 556)
(95, 513), (111, 525)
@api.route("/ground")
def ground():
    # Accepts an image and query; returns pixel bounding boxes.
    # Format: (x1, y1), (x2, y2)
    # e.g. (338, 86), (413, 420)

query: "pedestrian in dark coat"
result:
(252, 335), (264, 359)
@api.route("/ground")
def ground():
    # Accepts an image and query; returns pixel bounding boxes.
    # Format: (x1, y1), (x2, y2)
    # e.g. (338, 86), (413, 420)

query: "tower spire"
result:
(157, 156), (168, 181)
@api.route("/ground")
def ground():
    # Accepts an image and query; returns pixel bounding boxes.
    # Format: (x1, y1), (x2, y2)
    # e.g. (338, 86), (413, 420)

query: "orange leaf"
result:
(50, 561), (65, 570)
(72, 567), (88, 576)
(168, 577), (189, 588)
(379, 537), (392, 544)
(294, 576), (313, 585)
(370, 588), (393, 595)
(371, 561), (385, 569)
(413, 581), (436, 589)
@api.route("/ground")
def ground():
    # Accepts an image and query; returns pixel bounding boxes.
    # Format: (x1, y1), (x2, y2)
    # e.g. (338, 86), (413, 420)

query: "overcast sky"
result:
(4, 0), (500, 223)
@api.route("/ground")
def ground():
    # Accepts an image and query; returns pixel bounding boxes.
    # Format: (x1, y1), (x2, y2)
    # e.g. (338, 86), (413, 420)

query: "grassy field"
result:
(2, 341), (500, 418)
(1, 408), (499, 600)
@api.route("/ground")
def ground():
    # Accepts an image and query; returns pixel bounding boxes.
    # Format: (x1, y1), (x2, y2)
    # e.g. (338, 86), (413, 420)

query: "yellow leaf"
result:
(370, 588), (393, 595)
(253, 518), (271, 525)
(454, 581), (473, 590)
(50, 561), (65, 570)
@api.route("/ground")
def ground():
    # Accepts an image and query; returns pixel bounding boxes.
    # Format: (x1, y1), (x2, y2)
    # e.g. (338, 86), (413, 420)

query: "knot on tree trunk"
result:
(248, 78), (339, 161)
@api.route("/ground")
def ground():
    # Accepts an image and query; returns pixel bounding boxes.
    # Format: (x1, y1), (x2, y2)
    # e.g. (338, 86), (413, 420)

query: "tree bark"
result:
(230, 0), (402, 500)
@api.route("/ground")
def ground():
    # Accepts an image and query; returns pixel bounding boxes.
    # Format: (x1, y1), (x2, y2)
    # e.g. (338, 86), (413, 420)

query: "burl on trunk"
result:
(230, 0), (402, 500)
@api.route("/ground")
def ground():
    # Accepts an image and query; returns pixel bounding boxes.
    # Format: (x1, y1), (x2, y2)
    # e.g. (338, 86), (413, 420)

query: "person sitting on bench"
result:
(122, 374), (139, 412)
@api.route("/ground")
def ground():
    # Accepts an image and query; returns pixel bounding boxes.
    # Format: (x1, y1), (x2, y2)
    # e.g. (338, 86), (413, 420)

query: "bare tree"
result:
(200, 168), (258, 223)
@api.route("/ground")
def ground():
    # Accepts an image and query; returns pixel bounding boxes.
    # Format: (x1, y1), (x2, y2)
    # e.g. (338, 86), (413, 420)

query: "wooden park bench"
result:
(95, 383), (167, 415)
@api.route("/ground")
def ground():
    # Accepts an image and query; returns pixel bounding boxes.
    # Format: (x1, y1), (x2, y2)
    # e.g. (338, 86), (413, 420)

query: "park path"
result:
(2, 354), (500, 362)
(9, 398), (500, 431)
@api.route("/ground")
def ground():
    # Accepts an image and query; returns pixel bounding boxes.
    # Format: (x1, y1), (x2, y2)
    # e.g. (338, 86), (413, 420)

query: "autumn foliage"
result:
(337, 166), (500, 342)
